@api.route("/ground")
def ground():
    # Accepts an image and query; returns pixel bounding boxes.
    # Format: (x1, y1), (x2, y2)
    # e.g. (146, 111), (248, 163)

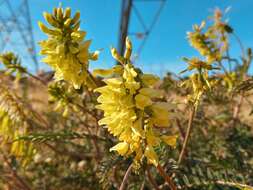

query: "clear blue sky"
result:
(23, 0), (253, 75)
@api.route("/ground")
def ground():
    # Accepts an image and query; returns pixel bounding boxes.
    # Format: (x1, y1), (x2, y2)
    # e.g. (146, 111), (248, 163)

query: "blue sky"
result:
(8, 0), (253, 75)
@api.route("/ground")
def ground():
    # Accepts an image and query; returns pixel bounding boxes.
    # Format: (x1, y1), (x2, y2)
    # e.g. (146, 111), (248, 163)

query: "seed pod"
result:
(71, 11), (80, 25)
(124, 37), (132, 59)
(64, 7), (71, 19)
(43, 12), (59, 27)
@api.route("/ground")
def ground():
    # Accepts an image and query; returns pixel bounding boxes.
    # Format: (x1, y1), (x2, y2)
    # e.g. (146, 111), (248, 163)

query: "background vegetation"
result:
(0, 6), (253, 190)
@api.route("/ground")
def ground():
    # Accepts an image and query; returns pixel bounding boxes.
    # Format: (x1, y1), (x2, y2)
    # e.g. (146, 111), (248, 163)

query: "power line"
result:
(135, 0), (166, 56)
(0, 0), (38, 72)
(118, 0), (133, 56)
(117, 0), (166, 60)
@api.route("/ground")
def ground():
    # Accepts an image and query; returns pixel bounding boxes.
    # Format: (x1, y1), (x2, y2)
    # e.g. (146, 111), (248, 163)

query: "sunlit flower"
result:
(95, 37), (177, 167)
(39, 7), (98, 89)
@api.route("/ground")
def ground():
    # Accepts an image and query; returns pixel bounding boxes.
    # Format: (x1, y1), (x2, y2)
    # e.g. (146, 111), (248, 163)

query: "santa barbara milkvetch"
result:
(38, 6), (99, 89)
(94, 37), (177, 167)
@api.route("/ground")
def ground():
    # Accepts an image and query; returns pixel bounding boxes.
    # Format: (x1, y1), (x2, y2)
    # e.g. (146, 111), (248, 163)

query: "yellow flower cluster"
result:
(0, 85), (35, 166)
(187, 9), (231, 64)
(187, 22), (222, 64)
(189, 73), (215, 105)
(95, 38), (177, 166)
(38, 7), (98, 89)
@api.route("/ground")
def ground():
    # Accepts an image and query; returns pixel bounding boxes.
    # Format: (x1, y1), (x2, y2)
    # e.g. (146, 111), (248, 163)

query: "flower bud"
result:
(38, 21), (61, 36)
(72, 21), (80, 31)
(57, 8), (63, 20)
(53, 8), (57, 17)
(89, 51), (99, 60)
(111, 48), (124, 64)
(45, 157), (52, 164)
(124, 37), (132, 59)
(43, 12), (58, 27)
(64, 7), (71, 19)
(34, 154), (43, 163)
(64, 18), (72, 27)
(71, 11), (80, 25)
(77, 160), (86, 171)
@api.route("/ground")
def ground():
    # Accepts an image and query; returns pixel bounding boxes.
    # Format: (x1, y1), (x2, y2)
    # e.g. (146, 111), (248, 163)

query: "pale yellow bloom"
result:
(161, 135), (178, 148)
(144, 146), (158, 166)
(110, 142), (129, 156)
(95, 37), (177, 167)
(39, 7), (98, 89)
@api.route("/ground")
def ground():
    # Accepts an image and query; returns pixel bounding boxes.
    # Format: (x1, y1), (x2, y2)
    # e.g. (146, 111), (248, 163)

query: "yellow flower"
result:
(161, 135), (178, 148)
(144, 145), (158, 166)
(135, 94), (152, 110)
(110, 142), (129, 156)
(123, 63), (140, 94)
(188, 23), (222, 64)
(150, 102), (171, 127)
(141, 74), (160, 86)
(39, 7), (98, 89)
(187, 10), (231, 65)
(95, 37), (177, 167)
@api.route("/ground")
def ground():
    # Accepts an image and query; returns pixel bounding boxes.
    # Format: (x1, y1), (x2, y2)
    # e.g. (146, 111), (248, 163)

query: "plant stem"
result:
(119, 163), (133, 190)
(156, 164), (177, 190)
(177, 106), (196, 165)
(232, 92), (244, 127)
(81, 121), (101, 160)
(232, 32), (245, 60)
(1, 152), (32, 190)
(146, 166), (160, 190)
(175, 118), (186, 141)
(216, 180), (253, 189)
(26, 71), (47, 86)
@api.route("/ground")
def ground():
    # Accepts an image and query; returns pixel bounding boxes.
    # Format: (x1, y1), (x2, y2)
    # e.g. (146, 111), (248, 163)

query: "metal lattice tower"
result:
(118, 0), (166, 58)
(0, 0), (38, 72)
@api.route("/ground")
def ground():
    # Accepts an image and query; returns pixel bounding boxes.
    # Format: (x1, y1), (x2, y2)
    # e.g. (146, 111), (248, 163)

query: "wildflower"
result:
(183, 57), (213, 71)
(187, 22), (222, 64)
(187, 9), (232, 64)
(182, 10), (234, 106)
(38, 7), (98, 89)
(222, 72), (237, 92)
(95, 37), (177, 167)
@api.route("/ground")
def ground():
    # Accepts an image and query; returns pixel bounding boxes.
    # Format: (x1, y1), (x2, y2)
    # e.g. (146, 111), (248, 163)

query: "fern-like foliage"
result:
(0, 82), (35, 165)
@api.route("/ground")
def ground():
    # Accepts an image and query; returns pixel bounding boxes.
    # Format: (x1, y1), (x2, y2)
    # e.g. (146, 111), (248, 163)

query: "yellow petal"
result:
(139, 88), (163, 98)
(150, 102), (171, 127)
(144, 146), (158, 166)
(135, 94), (152, 110)
(93, 68), (116, 77)
(110, 142), (129, 156)
(141, 74), (160, 86)
(161, 135), (178, 148)
(111, 48), (124, 63)
(132, 118), (145, 137)
(146, 128), (160, 146)
(104, 78), (123, 87)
